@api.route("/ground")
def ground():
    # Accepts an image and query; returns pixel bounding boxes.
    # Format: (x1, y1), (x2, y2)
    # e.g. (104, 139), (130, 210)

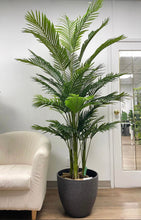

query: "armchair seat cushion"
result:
(0, 164), (32, 190)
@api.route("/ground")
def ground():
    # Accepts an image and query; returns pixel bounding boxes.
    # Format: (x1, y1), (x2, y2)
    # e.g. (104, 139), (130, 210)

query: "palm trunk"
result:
(73, 134), (78, 179)
(82, 140), (86, 177)
(69, 148), (73, 178)
(72, 112), (78, 179)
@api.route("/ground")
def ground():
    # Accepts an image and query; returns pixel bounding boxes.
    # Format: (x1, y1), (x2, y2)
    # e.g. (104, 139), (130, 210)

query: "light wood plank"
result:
(38, 188), (141, 219)
(1, 188), (141, 219)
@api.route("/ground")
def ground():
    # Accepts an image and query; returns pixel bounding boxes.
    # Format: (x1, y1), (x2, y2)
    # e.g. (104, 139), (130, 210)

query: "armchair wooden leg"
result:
(32, 210), (37, 220)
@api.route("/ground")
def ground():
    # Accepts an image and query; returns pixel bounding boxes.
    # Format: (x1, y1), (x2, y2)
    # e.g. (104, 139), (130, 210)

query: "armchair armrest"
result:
(31, 142), (51, 196)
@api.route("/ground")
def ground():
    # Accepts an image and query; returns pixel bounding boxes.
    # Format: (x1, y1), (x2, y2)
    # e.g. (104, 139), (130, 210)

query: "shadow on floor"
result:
(0, 210), (31, 220)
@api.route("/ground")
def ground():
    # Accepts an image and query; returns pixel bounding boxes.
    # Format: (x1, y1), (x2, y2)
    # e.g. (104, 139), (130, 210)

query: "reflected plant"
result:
(121, 111), (128, 122)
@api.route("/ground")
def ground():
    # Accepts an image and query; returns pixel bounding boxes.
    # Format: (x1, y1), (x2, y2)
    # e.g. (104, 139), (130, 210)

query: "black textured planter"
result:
(57, 168), (98, 218)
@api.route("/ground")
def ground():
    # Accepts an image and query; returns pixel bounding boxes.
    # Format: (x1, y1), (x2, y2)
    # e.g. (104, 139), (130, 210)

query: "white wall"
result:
(0, 0), (141, 181)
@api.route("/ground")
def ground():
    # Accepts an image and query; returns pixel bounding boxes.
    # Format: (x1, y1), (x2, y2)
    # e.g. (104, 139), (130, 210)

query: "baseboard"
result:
(98, 181), (111, 188)
(47, 180), (111, 188)
(47, 181), (58, 188)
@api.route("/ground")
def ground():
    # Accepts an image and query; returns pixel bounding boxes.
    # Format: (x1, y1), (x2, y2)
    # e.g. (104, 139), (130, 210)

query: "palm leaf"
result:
(32, 124), (70, 141)
(79, 73), (98, 97)
(72, 0), (103, 51)
(56, 16), (81, 73)
(47, 120), (73, 140)
(17, 50), (64, 83)
(32, 77), (61, 97)
(85, 35), (126, 65)
(34, 74), (63, 95)
(24, 11), (70, 72)
(69, 64), (91, 94)
(65, 94), (86, 113)
(79, 18), (109, 61)
(78, 107), (97, 129)
(79, 65), (103, 96)
(69, 53), (81, 76)
(93, 91), (127, 108)
(90, 121), (119, 139)
(33, 95), (67, 112)
(89, 72), (126, 95)
(78, 107), (104, 134)
(65, 94), (94, 113)
(56, 15), (77, 53)
(80, 116), (105, 139)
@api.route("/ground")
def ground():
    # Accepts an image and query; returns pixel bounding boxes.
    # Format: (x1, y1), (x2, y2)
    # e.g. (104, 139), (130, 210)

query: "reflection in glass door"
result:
(120, 51), (141, 171)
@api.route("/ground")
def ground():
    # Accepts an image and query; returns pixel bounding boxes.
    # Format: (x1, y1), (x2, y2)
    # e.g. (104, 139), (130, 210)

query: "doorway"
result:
(111, 41), (141, 187)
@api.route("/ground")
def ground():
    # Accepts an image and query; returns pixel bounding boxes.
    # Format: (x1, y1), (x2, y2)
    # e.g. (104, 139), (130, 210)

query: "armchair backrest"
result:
(0, 131), (50, 165)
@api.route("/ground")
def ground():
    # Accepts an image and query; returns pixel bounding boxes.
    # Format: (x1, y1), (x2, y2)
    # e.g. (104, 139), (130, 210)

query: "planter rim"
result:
(57, 168), (98, 182)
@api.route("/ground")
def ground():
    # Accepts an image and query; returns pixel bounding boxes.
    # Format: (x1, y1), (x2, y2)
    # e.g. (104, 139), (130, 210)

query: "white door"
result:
(111, 41), (141, 187)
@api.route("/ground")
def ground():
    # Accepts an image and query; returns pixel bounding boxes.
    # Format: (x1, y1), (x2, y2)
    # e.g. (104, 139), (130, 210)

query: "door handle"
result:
(114, 110), (120, 115)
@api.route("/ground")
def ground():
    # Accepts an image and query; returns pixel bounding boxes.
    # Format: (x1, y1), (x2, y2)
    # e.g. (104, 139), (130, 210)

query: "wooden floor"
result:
(1, 188), (141, 219)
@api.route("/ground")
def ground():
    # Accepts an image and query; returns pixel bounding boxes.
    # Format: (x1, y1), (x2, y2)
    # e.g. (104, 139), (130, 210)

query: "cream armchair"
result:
(0, 131), (51, 220)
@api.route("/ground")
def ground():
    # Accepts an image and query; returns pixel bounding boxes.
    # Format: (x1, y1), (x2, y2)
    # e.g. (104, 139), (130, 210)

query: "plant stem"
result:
(85, 138), (92, 163)
(73, 135), (78, 179)
(69, 147), (73, 178)
(82, 140), (86, 176)
(72, 112), (78, 179)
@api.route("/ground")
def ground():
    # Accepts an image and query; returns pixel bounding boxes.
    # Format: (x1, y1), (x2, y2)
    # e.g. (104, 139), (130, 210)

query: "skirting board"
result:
(47, 181), (111, 188)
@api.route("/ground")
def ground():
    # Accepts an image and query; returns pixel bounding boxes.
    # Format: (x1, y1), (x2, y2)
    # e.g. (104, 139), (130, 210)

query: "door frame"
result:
(109, 39), (141, 188)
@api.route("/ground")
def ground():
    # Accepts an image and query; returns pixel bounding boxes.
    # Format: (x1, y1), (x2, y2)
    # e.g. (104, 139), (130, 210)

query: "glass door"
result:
(111, 41), (141, 187)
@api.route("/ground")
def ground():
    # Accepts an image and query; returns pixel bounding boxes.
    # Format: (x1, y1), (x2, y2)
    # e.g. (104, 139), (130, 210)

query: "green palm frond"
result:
(85, 35), (126, 65)
(47, 120), (73, 140)
(69, 64), (91, 93)
(24, 11), (70, 72)
(89, 72), (126, 95)
(80, 82), (95, 97)
(56, 15), (77, 53)
(79, 66), (103, 96)
(78, 107), (104, 132)
(80, 116), (105, 139)
(33, 95), (67, 112)
(32, 124), (70, 141)
(32, 77), (61, 97)
(32, 124), (50, 133)
(34, 74), (63, 95)
(65, 94), (86, 113)
(79, 74), (98, 97)
(17, 50), (64, 83)
(78, 107), (97, 130)
(69, 91), (126, 112)
(69, 53), (81, 76)
(65, 94), (94, 113)
(69, 63), (101, 97)
(72, 0), (103, 51)
(94, 91), (127, 108)
(79, 107), (97, 124)
(57, 16), (81, 74)
(90, 121), (119, 139)
(79, 18), (109, 61)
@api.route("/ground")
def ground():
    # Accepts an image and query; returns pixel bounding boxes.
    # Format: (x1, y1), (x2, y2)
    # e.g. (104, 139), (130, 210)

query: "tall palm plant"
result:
(17, 0), (126, 179)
